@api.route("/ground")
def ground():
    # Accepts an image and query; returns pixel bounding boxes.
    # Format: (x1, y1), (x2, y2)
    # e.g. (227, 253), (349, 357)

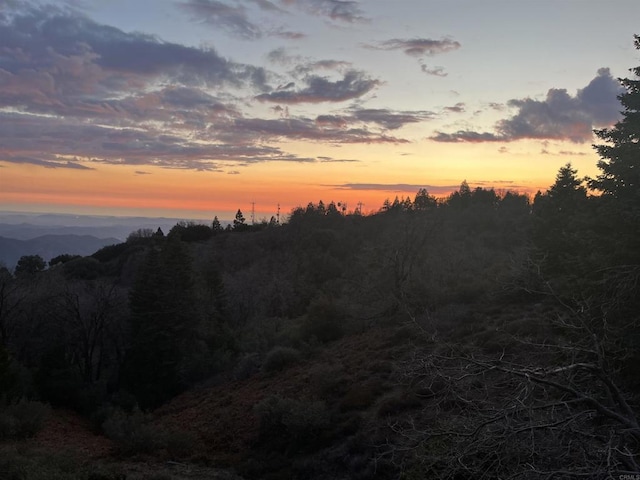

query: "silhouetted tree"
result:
(446, 181), (472, 209)
(212, 216), (223, 233)
(413, 188), (437, 211)
(123, 238), (199, 408)
(49, 254), (82, 267)
(14, 255), (46, 276)
(589, 35), (640, 265)
(233, 209), (247, 231)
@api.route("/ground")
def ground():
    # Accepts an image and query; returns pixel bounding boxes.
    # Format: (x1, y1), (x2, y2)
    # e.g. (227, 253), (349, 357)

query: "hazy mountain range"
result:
(0, 212), (212, 270)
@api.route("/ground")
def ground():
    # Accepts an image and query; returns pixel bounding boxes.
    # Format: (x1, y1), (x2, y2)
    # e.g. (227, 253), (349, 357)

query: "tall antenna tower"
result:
(277, 203), (280, 224)
(251, 201), (255, 225)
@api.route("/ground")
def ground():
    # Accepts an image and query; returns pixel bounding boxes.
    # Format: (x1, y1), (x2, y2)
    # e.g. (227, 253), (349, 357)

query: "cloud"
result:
(443, 102), (465, 113)
(256, 70), (378, 103)
(134, 170), (152, 175)
(0, 3), (343, 170)
(314, 107), (435, 131)
(432, 68), (624, 143)
(271, 28), (306, 40)
(430, 131), (503, 143)
(369, 38), (461, 57)
(226, 116), (409, 143)
(318, 156), (359, 163)
(349, 108), (435, 129)
(421, 65), (447, 77)
(178, 0), (262, 40)
(333, 183), (459, 195)
(282, 0), (367, 23)
(0, 152), (95, 170)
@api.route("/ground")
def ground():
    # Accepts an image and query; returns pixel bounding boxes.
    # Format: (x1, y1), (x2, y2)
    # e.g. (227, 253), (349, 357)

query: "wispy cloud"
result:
(256, 70), (378, 103)
(333, 183), (458, 195)
(368, 38), (461, 57)
(178, 0), (263, 40)
(282, 0), (368, 23)
(421, 65), (448, 77)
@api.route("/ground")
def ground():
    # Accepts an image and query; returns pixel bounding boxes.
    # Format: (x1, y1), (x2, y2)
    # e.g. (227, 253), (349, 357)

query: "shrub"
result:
(102, 407), (166, 456)
(100, 404), (195, 460)
(253, 395), (330, 451)
(301, 297), (346, 343)
(262, 346), (301, 373)
(0, 400), (50, 439)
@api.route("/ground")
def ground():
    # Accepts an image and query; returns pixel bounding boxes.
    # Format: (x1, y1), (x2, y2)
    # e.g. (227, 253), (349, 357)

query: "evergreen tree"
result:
(589, 35), (640, 264)
(233, 209), (247, 231)
(212, 216), (223, 233)
(590, 35), (640, 203)
(547, 163), (587, 212)
(413, 188), (437, 211)
(123, 239), (199, 409)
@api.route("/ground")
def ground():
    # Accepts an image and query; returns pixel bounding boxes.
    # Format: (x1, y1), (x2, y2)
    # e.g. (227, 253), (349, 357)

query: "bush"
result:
(301, 297), (346, 343)
(262, 346), (301, 373)
(99, 404), (195, 460)
(253, 395), (330, 451)
(102, 407), (166, 456)
(0, 400), (50, 439)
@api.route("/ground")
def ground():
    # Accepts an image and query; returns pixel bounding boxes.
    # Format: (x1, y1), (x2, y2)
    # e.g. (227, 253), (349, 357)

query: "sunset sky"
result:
(1, 0), (639, 221)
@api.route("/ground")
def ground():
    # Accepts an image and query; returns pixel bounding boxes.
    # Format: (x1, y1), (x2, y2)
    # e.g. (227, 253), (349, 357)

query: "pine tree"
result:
(589, 35), (640, 264)
(212, 215), (223, 233)
(590, 35), (640, 204)
(123, 239), (199, 409)
(233, 209), (247, 231)
(547, 163), (587, 212)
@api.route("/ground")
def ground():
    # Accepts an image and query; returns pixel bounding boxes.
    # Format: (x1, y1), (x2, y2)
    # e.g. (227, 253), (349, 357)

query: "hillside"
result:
(0, 182), (639, 479)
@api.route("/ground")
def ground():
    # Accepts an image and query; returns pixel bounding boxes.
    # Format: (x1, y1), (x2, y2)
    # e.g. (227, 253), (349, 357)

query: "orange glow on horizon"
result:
(0, 140), (596, 220)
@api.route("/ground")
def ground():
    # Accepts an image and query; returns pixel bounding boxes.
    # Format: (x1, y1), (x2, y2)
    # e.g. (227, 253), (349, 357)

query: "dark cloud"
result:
(443, 102), (465, 113)
(0, 152), (95, 170)
(256, 70), (378, 103)
(178, 0), (262, 40)
(271, 29), (306, 39)
(316, 115), (348, 128)
(315, 108), (434, 131)
(0, 111), (317, 170)
(432, 69), (624, 144)
(498, 68), (623, 143)
(0, 3), (336, 170)
(135, 170), (152, 175)
(282, 0), (367, 23)
(350, 108), (435, 129)
(369, 38), (461, 57)
(0, 3), (267, 100)
(226, 116), (409, 143)
(430, 131), (503, 143)
(421, 65), (447, 77)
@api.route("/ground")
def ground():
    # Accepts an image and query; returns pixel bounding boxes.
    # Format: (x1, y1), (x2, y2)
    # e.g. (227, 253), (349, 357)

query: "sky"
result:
(0, 0), (639, 221)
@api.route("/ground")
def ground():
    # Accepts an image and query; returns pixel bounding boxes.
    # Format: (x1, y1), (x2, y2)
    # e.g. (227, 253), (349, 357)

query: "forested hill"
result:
(1, 34), (639, 479)
(1, 172), (639, 477)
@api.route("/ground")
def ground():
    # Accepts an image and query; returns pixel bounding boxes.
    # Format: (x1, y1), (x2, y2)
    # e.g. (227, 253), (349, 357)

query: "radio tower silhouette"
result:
(277, 203), (280, 224)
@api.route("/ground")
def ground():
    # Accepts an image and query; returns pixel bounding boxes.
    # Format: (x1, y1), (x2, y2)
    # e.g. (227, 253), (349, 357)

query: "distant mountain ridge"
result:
(0, 234), (121, 270)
